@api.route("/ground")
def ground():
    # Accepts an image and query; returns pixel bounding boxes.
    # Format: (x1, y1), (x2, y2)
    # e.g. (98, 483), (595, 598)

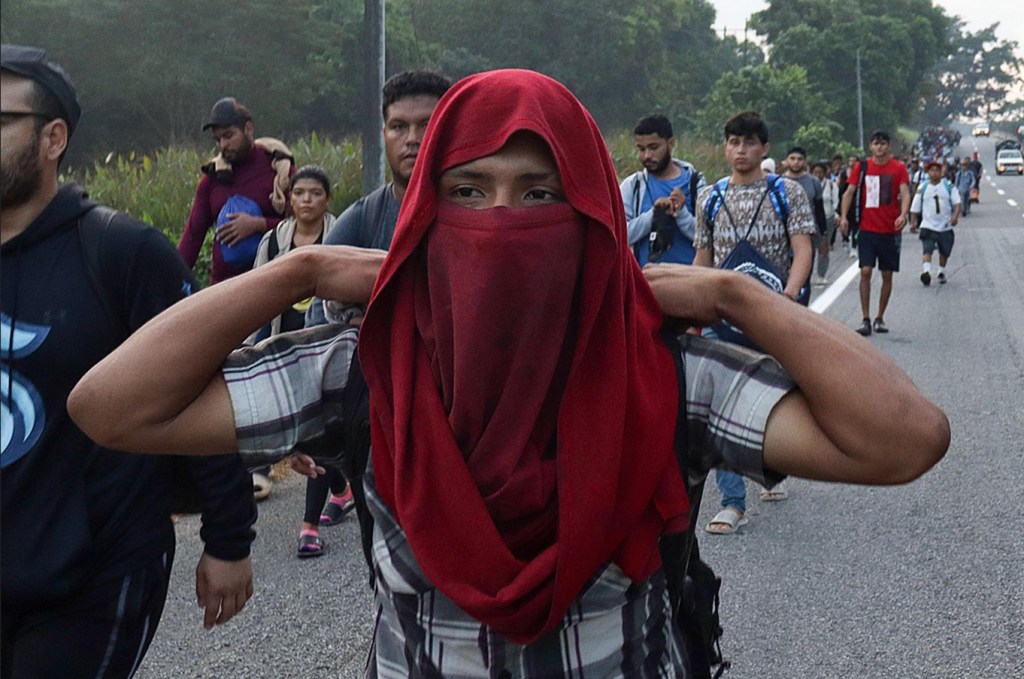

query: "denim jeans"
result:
(715, 469), (746, 513)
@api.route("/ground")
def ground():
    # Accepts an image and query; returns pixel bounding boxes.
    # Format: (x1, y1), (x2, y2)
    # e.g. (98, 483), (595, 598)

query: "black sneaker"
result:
(938, 272), (946, 284)
(920, 271), (931, 286)
(873, 318), (889, 334)
(856, 319), (872, 336)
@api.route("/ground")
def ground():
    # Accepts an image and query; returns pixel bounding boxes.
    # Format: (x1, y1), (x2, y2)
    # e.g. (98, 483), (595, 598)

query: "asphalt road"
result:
(136, 135), (1024, 678)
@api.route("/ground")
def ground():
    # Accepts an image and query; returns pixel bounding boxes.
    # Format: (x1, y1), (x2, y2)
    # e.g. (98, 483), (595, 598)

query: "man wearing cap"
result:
(838, 130), (911, 336)
(1, 44), (256, 677)
(177, 97), (292, 285)
(910, 160), (961, 286)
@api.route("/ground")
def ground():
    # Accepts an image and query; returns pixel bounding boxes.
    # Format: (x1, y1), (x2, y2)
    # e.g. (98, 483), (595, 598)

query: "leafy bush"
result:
(66, 135), (364, 286)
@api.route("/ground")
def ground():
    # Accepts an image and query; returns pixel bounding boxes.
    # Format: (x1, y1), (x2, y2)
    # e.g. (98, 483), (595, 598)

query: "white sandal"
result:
(705, 507), (748, 535)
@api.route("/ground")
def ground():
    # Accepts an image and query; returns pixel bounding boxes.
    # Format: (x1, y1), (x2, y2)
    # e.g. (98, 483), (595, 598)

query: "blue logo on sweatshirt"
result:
(1, 313), (49, 468)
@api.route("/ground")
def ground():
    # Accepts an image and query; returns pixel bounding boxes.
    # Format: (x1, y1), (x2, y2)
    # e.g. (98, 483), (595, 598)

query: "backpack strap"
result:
(688, 169), (703, 217)
(266, 228), (281, 261)
(78, 206), (130, 338)
(658, 329), (730, 678)
(632, 172), (643, 217)
(703, 177), (731, 229)
(765, 174), (789, 227)
(340, 344), (376, 586)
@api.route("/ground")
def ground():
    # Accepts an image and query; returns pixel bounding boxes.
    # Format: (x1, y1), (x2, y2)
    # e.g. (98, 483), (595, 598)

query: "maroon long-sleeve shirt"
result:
(177, 146), (284, 284)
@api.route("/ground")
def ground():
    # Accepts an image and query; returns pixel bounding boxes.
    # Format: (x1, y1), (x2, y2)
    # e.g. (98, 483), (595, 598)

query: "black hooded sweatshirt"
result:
(1, 185), (256, 611)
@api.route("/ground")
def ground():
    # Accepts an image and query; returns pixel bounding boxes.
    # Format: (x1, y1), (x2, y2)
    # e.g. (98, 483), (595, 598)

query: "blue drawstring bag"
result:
(216, 195), (264, 270)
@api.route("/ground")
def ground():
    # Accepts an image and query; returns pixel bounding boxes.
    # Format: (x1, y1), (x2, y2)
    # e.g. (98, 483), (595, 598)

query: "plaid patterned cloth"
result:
(224, 328), (793, 677)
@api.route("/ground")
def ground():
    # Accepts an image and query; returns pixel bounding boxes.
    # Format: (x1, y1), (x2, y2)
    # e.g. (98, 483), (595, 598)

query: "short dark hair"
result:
(724, 110), (769, 144)
(382, 70), (451, 120)
(633, 114), (673, 139)
(786, 146), (806, 158)
(16, 77), (71, 164)
(290, 164), (332, 196)
(23, 78), (65, 134)
(870, 129), (891, 143)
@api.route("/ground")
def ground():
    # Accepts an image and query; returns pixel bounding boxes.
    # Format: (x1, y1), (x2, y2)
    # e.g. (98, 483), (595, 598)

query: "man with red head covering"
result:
(70, 70), (949, 676)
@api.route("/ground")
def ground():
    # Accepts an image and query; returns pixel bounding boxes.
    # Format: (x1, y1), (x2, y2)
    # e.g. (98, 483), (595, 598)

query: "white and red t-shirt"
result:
(848, 158), (909, 233)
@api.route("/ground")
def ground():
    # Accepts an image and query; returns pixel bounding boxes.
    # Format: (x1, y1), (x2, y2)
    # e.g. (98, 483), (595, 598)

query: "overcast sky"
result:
(709, 0), (1024, 54)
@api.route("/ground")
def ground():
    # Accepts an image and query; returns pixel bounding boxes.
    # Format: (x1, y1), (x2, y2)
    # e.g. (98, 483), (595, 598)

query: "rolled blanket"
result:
(200, 137), (294, 215)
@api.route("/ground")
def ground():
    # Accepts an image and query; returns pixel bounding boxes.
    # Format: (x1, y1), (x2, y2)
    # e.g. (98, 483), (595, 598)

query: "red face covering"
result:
(360, 69), (688, 644)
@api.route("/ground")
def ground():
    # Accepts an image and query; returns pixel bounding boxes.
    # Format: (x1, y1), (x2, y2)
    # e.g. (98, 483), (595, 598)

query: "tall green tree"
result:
(694, 64), (834, 151)
(2, 0), (350, 162)
(404, 0), (738, 130)
(921, 21), (1023, 124)
(750, 0), (951, 143)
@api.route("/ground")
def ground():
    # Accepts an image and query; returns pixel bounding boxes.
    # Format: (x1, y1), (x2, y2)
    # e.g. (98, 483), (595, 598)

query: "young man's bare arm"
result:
(644, 265), (949, 485)
(69, 246), (384, 454)
(837, 184), (855, 235)
(692, 248), (713, 268)
(782, 233), (812, 300)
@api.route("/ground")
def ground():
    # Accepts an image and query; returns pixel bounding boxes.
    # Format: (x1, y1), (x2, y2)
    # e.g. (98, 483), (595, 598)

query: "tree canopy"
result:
(2, 0), (1020, 164)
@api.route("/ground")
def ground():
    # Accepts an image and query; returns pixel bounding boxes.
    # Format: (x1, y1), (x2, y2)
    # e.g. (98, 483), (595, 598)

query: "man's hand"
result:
(286, 451), (325, 478)
(216, 213), (266, 246)
(653, 195), (678, 218)
(195, 553), (254, 630)
(894, 214), (908, 231)
(837, 216), (849, 236)
(643, 264), (736, 327)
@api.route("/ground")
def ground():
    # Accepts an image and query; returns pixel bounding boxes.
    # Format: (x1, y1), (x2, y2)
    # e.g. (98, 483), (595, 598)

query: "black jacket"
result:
(1, 185), (256, 610)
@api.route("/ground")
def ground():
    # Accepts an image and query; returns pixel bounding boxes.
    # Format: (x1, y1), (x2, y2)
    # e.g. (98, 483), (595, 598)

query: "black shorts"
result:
(858, 231), (902, 272)
(1, 546), (174, 679)
(919, 228), (954, 258)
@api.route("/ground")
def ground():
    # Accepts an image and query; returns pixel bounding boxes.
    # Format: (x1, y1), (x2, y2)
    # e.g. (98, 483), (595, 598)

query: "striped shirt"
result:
(224, 326), (793, 677)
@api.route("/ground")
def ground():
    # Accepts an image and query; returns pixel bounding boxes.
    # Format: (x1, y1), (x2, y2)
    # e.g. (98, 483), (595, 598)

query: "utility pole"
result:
(744, 20), (749, 67)
(856, 48), (865, 150)
(362, 0), (385, 194)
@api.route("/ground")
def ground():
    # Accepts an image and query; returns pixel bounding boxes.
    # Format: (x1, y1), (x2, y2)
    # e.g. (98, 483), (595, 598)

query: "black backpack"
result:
(339, 330), (728, 676)
(78, 206), (202, 514)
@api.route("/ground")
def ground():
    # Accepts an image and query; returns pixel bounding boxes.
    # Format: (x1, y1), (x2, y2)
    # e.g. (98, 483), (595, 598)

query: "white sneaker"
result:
(814, 275), (828, 286)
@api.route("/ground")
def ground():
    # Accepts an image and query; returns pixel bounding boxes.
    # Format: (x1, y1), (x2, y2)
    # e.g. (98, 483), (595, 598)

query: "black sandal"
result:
(296, 533), (325, 559)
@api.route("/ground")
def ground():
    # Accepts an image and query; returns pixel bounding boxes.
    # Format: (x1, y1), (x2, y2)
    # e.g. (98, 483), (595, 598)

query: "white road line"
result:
(809, 261), (861, 314)
(1009, 199), (1019, 207)
(997, 189), (1006, 195)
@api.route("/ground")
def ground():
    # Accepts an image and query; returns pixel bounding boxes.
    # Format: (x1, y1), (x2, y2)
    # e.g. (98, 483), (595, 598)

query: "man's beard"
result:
(224, 136), (254, 163)
(646, 153), (671, 175)
(1, 133), (43, 209)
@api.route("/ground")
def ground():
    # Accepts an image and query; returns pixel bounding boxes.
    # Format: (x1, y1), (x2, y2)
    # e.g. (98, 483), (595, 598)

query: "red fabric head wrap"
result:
(360, 69), (688, 644)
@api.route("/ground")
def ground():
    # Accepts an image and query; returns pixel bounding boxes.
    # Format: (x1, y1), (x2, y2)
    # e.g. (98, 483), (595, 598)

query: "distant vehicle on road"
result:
(995, 139), (1021, 154)
(995, 149), (1023, 175)
(972, 122), (990, 137)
